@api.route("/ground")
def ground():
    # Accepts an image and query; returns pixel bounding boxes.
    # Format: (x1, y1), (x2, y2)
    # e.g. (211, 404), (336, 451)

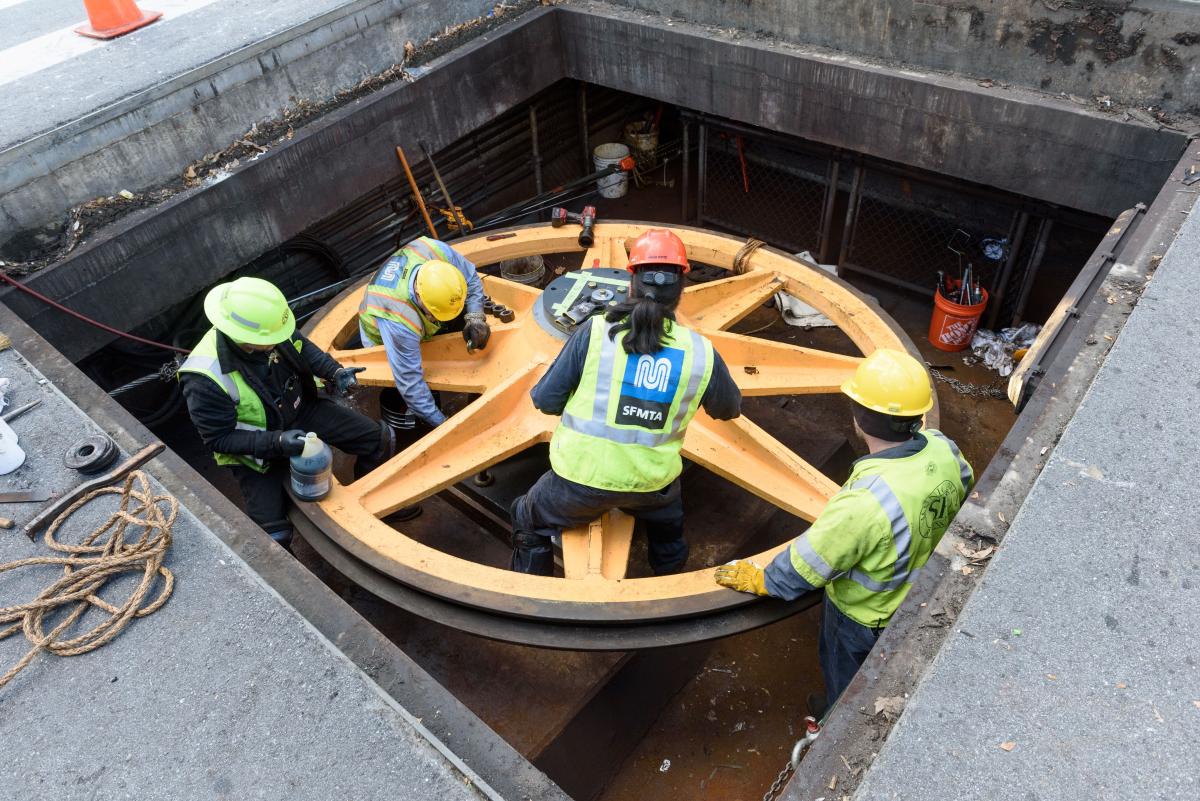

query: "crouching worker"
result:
(715, 350), (973, 708)
(180, 277), (394, 549)
(510, 229), (742, 576)
(357, 236), (489, 428)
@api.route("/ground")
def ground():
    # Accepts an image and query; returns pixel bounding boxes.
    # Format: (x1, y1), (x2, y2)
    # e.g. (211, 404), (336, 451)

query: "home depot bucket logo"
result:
(939, 319), (977, 346)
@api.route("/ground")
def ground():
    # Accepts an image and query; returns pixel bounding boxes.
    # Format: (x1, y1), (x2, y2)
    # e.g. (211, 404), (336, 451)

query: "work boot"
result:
(806, 692), (829, 720)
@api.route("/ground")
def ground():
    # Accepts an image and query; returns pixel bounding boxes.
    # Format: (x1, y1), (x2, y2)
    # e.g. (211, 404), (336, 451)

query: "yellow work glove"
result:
(714, 560), (770, 596)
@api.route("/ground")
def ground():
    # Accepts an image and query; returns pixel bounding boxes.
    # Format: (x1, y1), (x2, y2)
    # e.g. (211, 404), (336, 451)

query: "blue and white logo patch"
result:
(375, 256), (408, 290)
(616, 347), (683, 429)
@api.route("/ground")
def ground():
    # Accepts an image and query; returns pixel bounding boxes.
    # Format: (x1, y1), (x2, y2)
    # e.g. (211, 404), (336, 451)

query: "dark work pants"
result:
(230, 399), (386, 545)
(509, 469), (689, 576)
(818, 598), (884, 707)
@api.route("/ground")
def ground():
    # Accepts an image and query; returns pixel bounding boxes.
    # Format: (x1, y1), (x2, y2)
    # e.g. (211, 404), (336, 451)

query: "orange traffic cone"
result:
(74, 0), (161, 40)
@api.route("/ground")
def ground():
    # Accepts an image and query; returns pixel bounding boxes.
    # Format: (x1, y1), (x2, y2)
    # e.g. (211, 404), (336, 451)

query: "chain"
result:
(930, 368), (1008, 400)
(762, 760), (795, 801)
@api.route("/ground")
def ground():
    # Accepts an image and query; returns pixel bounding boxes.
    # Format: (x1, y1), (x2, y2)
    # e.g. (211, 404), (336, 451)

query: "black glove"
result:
(332, 366), (366, 396)
(277, 429), (307, 457)
(462, 312), (490, 353)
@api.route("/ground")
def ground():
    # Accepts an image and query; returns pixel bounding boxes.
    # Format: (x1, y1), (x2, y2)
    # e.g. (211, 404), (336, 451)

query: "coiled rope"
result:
(0, 471), (176, 690)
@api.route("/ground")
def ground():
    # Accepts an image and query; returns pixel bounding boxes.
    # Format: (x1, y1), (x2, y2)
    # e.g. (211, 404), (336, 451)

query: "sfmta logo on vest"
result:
(616, 348), (684, 430)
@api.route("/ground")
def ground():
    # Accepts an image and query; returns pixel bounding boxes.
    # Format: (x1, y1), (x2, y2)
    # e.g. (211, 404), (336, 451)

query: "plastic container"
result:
(593, 143), (631, 199)
(928, 283), (988, 352)
(0, 418), (25, 475)
(379, 387), (417, 431)
(622, 122), (659, 170)
(290, 432), (333, 501)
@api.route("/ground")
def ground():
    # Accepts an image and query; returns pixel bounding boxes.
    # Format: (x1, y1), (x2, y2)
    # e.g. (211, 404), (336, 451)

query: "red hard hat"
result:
(627, 229), (690, 273)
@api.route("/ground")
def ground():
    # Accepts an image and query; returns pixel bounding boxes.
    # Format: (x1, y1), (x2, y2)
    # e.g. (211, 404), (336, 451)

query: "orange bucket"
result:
(928, 283), (987, 352)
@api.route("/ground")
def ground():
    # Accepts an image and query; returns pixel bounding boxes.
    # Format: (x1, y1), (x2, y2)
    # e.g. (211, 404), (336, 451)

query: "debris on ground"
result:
(872, 696), (906, 721)
(969, 323), (1041, 376)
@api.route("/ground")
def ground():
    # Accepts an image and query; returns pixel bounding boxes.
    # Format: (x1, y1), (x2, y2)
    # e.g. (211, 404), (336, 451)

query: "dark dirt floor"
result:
(142, 176), (1023, 801)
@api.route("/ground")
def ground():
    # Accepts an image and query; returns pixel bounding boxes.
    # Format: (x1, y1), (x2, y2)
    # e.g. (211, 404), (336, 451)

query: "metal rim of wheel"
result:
(297, 221), (935, 645)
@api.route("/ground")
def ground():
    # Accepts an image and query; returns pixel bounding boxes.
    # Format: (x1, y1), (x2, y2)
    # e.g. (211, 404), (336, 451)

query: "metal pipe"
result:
(529, 106), (544, 196)
(1011, 218), (1054, 326)
(817, 159), (840, 264)
(696, 123), (707, 226)
(837, 164), (865, 275)
(420, 141), (467, 237)
(396, 145), (437, 238)
(578, 83), (590, 174)
(986, 210), (1030, 329)
(680, 122), (690, 222)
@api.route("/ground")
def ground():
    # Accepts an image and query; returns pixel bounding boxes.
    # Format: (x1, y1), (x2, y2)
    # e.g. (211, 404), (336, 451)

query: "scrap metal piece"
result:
(0, 491), (51, 503)
(64, 435), (120, 474)
(2, 399), (43, 423)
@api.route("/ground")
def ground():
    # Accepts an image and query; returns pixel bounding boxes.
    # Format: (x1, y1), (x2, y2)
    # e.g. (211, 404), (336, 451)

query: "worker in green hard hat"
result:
(179, 276), (394, 549)
(715, 349), (973, 714)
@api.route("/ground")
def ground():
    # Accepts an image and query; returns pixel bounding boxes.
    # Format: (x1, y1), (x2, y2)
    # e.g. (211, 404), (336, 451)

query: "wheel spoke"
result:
(677, 270), (783, 330)
(329, 327), (524, 393)
(705, 331), (863, 396)
(561, 510), (636, 580)
(578, 235), (629, 271)
(683, 412), (840, 521)
(354, 364), (552, 517)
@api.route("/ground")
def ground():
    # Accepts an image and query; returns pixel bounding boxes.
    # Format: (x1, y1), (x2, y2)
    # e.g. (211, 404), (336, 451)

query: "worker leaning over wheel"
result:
(180, 277), (394, 549)
(715, 350), (973, 709)
(357, 236), (489, 427)
(510, 229), (743, 576)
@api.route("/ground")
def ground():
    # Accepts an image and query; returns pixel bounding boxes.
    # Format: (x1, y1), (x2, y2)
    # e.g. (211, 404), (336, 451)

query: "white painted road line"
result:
(0, 0), (227, 87)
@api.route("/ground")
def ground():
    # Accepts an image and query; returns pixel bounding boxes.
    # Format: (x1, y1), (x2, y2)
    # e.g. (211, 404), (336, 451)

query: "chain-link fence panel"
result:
(841, 167), (1019, 298)
(699, 125), (832, 257)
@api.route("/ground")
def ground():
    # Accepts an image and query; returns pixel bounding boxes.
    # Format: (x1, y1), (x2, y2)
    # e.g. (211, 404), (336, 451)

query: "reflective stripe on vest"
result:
(179, 353), (241, 403)
(559, 324), (710, 448)
(847, 475), (917, 593)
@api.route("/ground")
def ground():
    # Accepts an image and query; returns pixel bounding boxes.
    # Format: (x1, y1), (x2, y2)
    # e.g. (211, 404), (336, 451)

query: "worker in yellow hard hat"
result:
(715, 348), (973, 714)
(358, 236), (489, 428)
(179, 277), (394, 549)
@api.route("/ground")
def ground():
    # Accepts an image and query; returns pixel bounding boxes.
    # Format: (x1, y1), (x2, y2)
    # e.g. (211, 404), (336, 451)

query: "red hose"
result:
(0, 271), (189, 354)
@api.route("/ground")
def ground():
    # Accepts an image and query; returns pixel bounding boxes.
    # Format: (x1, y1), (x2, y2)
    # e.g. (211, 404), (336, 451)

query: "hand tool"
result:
(550, 206), (597, 247)
(420, 142), (467, 238)
(395, 145), (438, 238)
(2, 399), (42, 423)
(25, 442), (164, 539)
(0, 490), (51, 503)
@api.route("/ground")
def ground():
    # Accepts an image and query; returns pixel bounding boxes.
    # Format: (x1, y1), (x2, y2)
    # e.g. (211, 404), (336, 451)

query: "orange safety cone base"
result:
(74, 8), (161, 39)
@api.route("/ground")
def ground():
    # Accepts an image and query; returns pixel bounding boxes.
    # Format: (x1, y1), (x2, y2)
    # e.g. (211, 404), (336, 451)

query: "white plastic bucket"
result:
(593, 143), (630, 199)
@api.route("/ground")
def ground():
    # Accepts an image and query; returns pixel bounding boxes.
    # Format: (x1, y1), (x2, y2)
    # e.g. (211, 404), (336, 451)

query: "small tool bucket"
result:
(928, 283), (988, 352)
(593, 143), (631, 199)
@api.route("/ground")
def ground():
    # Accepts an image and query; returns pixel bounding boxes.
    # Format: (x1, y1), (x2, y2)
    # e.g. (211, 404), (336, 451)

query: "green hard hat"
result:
(203, 277), (295, 346)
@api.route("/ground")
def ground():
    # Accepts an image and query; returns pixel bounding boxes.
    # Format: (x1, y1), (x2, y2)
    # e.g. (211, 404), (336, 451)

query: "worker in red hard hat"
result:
(509, 228), (743, 575)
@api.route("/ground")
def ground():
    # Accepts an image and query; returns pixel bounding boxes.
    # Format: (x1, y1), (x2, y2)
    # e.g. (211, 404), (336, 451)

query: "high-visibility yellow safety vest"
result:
(178, 328), (305, 473)
(784, 429), (974, 627)
(358, 237), (456, 345)
(550, 319), (714, 493)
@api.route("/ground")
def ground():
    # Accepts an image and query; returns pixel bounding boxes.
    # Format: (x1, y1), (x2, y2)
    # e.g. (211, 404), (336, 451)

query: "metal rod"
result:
(1, 399), (42, 423)
(680, 121), (690, 222)
(529, 106), (544, 196)
(696, 123), (707, 226)
(395, 146), (437, 238)
(839, 261), (933, 296)
(1011, 218), (1054, 326)
(578, 83), (590, 175)
(817, 159), (840, 264)
(986, 210), (1030, 329)
(420, 141), (467, 238)
(837, 164), (865, 276)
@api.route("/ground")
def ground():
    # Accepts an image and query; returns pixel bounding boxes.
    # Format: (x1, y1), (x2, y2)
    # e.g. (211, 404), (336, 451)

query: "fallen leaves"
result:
(998, 741), (1016, 752)
(873, 695), (906, 721)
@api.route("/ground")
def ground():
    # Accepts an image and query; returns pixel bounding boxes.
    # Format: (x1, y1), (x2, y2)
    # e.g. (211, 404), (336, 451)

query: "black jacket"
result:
(181, 331), (342, 460)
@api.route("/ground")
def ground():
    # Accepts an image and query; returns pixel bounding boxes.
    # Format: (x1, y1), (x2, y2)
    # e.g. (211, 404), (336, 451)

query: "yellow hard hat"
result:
(204, 277), (295, 346)
(841, 349), (933, 416)
(414, 260), (467, 321)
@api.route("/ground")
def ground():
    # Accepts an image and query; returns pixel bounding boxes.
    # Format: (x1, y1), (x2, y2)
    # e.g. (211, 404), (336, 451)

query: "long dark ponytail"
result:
(606, 270), (682, 355)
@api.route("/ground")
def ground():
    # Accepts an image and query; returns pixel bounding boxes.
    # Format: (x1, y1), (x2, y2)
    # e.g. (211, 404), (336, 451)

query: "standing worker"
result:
(715, 349), (973, 710)
(180, 277), (394, 549)
(510, 229), (742, 576)
(357, 236), (490, 428)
